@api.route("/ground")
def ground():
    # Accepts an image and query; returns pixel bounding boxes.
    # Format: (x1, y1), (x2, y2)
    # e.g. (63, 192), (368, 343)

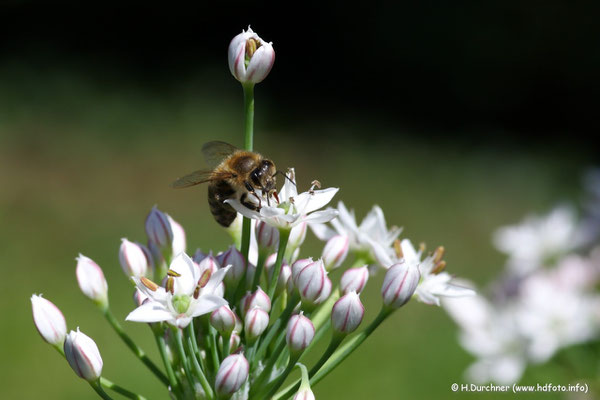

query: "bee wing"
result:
(171, 169), (237, 189)
(201, 141), (239, 168)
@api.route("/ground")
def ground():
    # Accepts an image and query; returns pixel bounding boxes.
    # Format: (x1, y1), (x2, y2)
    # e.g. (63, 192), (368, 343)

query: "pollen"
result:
(141, 277), (159, 292)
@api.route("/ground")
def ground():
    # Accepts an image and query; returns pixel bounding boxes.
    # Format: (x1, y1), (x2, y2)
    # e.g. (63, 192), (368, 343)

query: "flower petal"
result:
(126, 302), (173, 323)
(191, 294), (229, 317)
(302, 209), (339, 225)
(294, 188), (339, 214)
(170, 253), (198, 296)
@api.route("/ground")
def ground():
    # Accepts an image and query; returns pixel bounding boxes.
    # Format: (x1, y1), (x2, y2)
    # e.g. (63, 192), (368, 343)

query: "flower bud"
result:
(381, 262), (420, 309)
(193, 249), (207, 263)
(243, 287), (271, 313)
(276, 264), (292, 296)
(291, 258), (313, 285)
(294, 388), (316, 400)
(244, 307), (269, 342)
(331, 291), (364, 334)
(210, 305), (237, 335)
(31, 294), (67, 346)
(322, 235), (349, 271)
(288, 221), (308, 251)
(295, 259), (327, 304)
(169, 215), (187, 256)
(145, 206), (173, 249)
(286, 313), (315, 354)
(197, 252), (219, 275)
(228, 27), (275, 84)
(316, 275), (332, 304)
(76, 254), (108, 306)
(229, 332), (241, 350)
(64, 328), (103, 381)
(133, 288), (148, 307)
(215, 353), (249, 397)
(340, 266), (369, 294)
(119, 238), (149, 278)
(256, 220), (279, 250)
(219, 245), (246, 288)
(265, 254), (291, 295)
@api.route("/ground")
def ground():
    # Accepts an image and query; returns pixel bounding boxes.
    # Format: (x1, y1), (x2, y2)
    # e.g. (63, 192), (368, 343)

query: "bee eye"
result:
(251, 170), (262, 186)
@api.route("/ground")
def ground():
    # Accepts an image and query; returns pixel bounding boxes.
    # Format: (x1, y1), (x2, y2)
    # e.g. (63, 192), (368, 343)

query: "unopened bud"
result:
(331, 291), (364, 334)
(245, 307), (269, 342)
(64, 328), (103, 381)
(381, 262), (420, 309)
(210, 305), (237, 335)
(256, 220), (279, 250)
(219, 245), (246, 287)
(145, 206), (173, 249)
(169, 215), (187, 256)
(286, 312), (315, 354)
(76, 254), (108, 307)
(321, 235), (349, 271)
(228, 27), (275, 84)
(215, 353), (249, 396)
(31, 294), (67, 346)
(119, 238), (149, 278)
(295, 259), (327, 305)
(340, 266), (369, 294)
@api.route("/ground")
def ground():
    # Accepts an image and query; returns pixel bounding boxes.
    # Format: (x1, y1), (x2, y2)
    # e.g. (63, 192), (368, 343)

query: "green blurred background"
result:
(1, 1), (598, 399)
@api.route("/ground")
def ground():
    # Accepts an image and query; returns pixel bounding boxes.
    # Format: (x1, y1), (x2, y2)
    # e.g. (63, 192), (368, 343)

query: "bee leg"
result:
(240, 193), (260, 211)
(244, 181), (262, 210)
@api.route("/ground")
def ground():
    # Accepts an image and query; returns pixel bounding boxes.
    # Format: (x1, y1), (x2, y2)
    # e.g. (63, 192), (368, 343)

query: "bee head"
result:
(251, 159), (277, 193)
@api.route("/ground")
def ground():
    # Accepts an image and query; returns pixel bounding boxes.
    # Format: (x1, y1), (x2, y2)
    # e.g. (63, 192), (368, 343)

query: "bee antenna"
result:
(274, 170), (296, 186)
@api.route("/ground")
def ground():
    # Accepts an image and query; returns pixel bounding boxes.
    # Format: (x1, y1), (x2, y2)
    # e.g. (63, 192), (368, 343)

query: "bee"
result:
(171, 141), (279, 227)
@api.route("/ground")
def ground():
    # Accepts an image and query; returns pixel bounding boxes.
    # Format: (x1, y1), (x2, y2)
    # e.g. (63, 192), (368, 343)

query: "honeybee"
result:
(171, 141), (279, 227)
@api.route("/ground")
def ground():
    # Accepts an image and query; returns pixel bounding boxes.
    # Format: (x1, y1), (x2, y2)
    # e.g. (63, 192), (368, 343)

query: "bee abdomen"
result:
(208, 181), (237, 227)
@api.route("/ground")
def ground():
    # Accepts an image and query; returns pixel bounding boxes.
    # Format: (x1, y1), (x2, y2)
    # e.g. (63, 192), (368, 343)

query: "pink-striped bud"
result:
(294, 388), (316, 400)
(291, 258), (314, 285)
(381, 262), (420, 308)
(331, 291), (364, 334)
(244, 307), (269, 342)
(244, 287), (271, 313)
(256, 220), (279, 250)
(321, 235), (349, 271)
(288, 221), (308, 250)
(64, 328), (103, 381)
(197, 252), (219, 275)
(193, 249), (207, 263)
(229, 331), (241, 350)
(168, 215), (186, 256)
(265, 254), (291, 295)
(340, 266), (369, 294)
(132, 289), (148, 307)
(286, 313), (315, 354)
(31, 294), (67, 346)
(210, 305), (237, 335)
(215, 353), (249, 396)
(219, 245), (246, 287)
(228, 27), (275, 84)
(76, 254), (108, 307)
(316, 275), (332, 304)
(119, 238), (149, 278)
(295, 259), (327, 304)
(145, 206), (173, 249)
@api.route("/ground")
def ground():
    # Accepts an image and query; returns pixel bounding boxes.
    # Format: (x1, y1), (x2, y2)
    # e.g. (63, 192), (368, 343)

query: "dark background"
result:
(3, 1), (599, 145)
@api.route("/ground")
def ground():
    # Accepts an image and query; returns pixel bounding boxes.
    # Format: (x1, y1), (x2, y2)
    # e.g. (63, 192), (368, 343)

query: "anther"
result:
(393, 239), (404, 259)
(166, 276), (175, 294)
(141, 277), (159, 291)
(167, 269), (181, 277)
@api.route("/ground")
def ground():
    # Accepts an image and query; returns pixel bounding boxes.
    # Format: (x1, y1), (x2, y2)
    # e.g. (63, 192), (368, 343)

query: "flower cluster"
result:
(444, 174), (600, 385)
(30, 27), (474, 400)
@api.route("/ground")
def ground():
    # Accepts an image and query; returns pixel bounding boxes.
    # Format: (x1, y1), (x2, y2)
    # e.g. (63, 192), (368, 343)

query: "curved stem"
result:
(173, 327), (196, 391)
(308, 335), (344, 377)
(255, 354), (301, 400)
(185, 324), (214, 400)
(154, 330), (181, 396)
(267, 229), (291, 299)
(103, 308), (169, 386)
(90, 380), (114, 400)
(100, 377), (147, 400)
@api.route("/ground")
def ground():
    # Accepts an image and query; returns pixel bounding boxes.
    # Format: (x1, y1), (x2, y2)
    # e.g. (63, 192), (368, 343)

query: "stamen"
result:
(393, 239), (404, 259)
(309, 180), (321, 194)
(167, 269), (181, 277)
(193, 286), (200, 299)
(141, 277), (159, 291)
(273, 190), (280, 204)
(433, 246), (445, 264)
(166, 276), (175, 294)
(198, 269), (212, 289)
(418, 242), (426, 253)
(245, 38), (260, 58)
(431, 260), (447, 274)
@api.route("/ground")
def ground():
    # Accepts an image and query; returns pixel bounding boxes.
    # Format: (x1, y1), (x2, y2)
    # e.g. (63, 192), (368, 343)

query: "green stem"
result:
(308, 335), (344, 377)
(209, 327), (221, 374)
(185, 324), (214, 400)
(250, 331), (288, 393)
(90, 380), (114, 400)
(102, 308), (169, 386)
(100, 377), (147, 400)
(154, 330), (181, 396)
(251, 251), (268, 291)
(243, 83), (255, 151)
(255, 354), (301, 400)
(299, 320), (331, 363)
(252, 294), (299, 367)
(267, 229), (291, 299)
(274, 307), (393, 400)
(222, 332), (231, 358)
(173, 328), (196, 391)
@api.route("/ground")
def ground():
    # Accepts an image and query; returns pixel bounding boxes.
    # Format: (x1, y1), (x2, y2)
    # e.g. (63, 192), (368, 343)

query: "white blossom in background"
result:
(126, 253), (229, 328)
(493, 206), (584, 274)
(226, 168), (339, 231)
(311, 201), (402, 269)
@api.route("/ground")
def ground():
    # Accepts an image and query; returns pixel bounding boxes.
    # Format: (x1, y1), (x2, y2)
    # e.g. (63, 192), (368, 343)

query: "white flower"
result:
(493, 206), (583, 274)
(126, 253), (229, 328)
(443, 295), (527, 384)
(392, 239), (475, 306)
(64, 328), (104, 381)
(31, 294), (67, 346)
(228, 27), (275, 84)
(311, 201), (401, 268)
(226, 168), (339, 231)
(76, 254), (108, 307)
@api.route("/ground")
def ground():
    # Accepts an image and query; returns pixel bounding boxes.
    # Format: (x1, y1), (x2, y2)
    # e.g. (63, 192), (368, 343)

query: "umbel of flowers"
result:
(31, 26), (473, 400)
